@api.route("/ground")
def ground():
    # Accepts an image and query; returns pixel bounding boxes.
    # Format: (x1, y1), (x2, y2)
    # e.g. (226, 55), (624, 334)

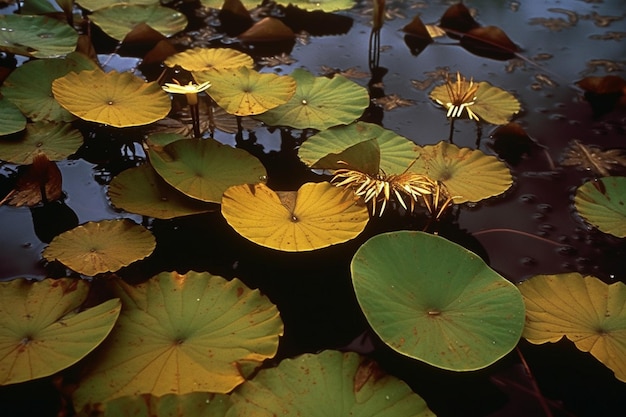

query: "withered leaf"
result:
(561, 140), (626, 177)
(1, 153), (63, 207)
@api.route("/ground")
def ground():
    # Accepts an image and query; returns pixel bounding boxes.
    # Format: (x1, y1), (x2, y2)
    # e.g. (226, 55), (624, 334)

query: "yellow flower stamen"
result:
(438, 72), (480, 121)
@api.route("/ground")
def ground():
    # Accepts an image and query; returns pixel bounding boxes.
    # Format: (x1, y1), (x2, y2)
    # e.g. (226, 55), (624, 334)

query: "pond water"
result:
(1, 1), (625, 416)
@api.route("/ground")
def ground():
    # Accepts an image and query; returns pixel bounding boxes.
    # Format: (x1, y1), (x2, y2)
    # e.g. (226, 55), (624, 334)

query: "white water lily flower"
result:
(162, 79), (211, 105)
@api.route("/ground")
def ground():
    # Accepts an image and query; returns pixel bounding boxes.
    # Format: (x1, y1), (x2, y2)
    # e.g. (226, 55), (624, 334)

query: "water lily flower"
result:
(162, 79), (211, 138)
(433, 72), (480, 121)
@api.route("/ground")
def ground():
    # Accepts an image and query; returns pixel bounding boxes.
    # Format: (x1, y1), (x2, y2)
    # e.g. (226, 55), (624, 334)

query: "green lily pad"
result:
(574, 177), (626, 238)
(409, 141), (512, 203)
(0, 278), (121, 385)
(200, 0), (261, 9)
(52, 69), (171, 128)
(195, 66), (296, 116)
(255, 68), (370, 130)
(1, 52), (98, 122)
(73, 271), (283, 410)
(42, 219), (156, 276)
(107, 164), (215, 219)
(276, 0), (356, 12)
(519, 273), (626, 382)
(165, 47), (254, 72)
(147, 138), (267, 203)
(0, 98), (26, 136)
(77, 392), (233, 417)
(77, 0), (159, 12)
(351, 231), (525, 371)
(298, 121), (419, 174)
(221, 182), (369, 252)
(0, 122), (83, 165)
(230, 350), (435, 416)
(90, 4), (188, 41)
(0, 15), (78, 58)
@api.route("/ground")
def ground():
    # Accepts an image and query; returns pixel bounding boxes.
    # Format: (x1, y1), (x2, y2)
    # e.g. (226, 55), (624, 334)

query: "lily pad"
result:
(52, 70), (171, 127)
(0, 98), (26, 135)
(0, 14), (78, 58)
(107, 164), (215, 219)
(230, 350), (435, 416)
(195, 66), (296, 116)
(298, 121), (419, 174)
(77, 0), (159, 12)
(90, 4), (188, 41)
(255, 68), (370, 130)
(518, 273), (626, 382)
(574, 177), (626, 238)
(0, 122), (83, 165)
(0, 52), (99, 122)
(0, 278), (121, 385)
(351, 231), (525, 371)
(165, 47), (254, 72)
(200, 0), (261, 9)
(409, 141), (513, 203)
(221, 182), (369, 252)
(77, 392), (233, 417)
(276, 0), (356, 12)
(73, 271), (283, 410)
(42, 219), (156, 276)
(147, 138), (267, 203)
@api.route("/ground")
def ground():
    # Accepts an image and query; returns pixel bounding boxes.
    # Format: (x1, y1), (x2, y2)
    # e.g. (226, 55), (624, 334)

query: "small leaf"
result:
(439, 3), (480, 34)
(43, 219), (156, 276)
(574, 176), (626, 238)
(0, 278), (121, 385)
(460, 26), (520, 60)
(561, 140), (626, 177)
(237, 17), (295, 42)
(519, 273), (626, 382)
(1, 153), (62, 207)
(221, 182), (369, 252)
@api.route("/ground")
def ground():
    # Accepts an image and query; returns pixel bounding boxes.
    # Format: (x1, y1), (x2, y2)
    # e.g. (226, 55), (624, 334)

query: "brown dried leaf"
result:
(1, 153), (62, 207)
(561, 140), (626, 177)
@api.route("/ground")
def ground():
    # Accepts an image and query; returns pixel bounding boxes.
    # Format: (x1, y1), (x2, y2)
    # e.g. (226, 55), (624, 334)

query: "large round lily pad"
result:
(230, 350), (435, 416)
(518, 273), (626, 382)
(221, 182), (369, 252)
(0, 52), (98, 122)
(108, 164), (215, 219)
(0, 14), (78, 58)
(166, 47), (254, 72)
(0, 278), (121, 385)
(255, 68), (370, 130)
(147, 138), (267, 203)
(90, 4), (188, 40)
(409, 141), (512, 203)
(0, 122), (83, 165)
(42, 219), (156, 276)
(73, 271), (283, 410)
(351, 231), (525, 371)
(52, 69), (171, 127)
(574, 176), (626, 238)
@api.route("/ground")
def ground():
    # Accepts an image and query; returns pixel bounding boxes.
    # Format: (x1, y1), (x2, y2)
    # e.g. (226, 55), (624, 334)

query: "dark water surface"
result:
(1, 1), (626, 416)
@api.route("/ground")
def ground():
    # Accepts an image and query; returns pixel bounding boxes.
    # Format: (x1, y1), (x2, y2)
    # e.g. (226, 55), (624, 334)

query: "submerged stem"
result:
(516, 347), (554, 417)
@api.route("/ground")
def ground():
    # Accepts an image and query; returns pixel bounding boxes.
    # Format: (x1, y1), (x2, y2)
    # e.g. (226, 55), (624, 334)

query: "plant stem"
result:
(471, 228), (562, 247)
(516, 347), (554, 417)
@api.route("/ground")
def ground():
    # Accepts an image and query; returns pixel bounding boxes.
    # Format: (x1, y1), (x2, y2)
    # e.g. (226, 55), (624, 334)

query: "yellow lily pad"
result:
(77, 0), (159, 12)
(42, 219), (156, 276)
(195, 66), (296, 116)
(221, 182), (369, 252)
(409, 141), (513, 203)
(255, 68), (370, 130)
(90, 4), (187, 41)
(52, 70), (171, 127)
(0, 278), (121, 385)
(0, 122), (83, 165)
(73, 271), (283, 410)
(518, 273), (626, 383)
(165, 47), (254, 72)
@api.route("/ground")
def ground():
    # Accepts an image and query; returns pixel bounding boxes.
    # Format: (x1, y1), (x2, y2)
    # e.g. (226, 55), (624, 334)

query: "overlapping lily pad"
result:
(73, 271), (283, 410)
(195, 67), (296, 116)
(166, 47), (254, 72)
(0, 278), (121, 385)
(351, 231), (525, 371)
(0, 98), (26, 135)
(1, 52), (98, 122)
(519, 273), (626, 382)
(147, 138), (267, 203)
(107, 164), (215, 219)
(77, 0), (159, 12)
(0, 122), (83, 165)
(0, 15), (78, 58)
(409, 141), (512, 203)
(298, 122), (419, 174)
(221, 182), (369, 252)
(574, 177), (626, 238)
(52, 70), (171, 127)
(89, 4), (188, 40)
(42, 219), (156, 276)
(255, 68), (370, 130)
(230, 350), (434, 416)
